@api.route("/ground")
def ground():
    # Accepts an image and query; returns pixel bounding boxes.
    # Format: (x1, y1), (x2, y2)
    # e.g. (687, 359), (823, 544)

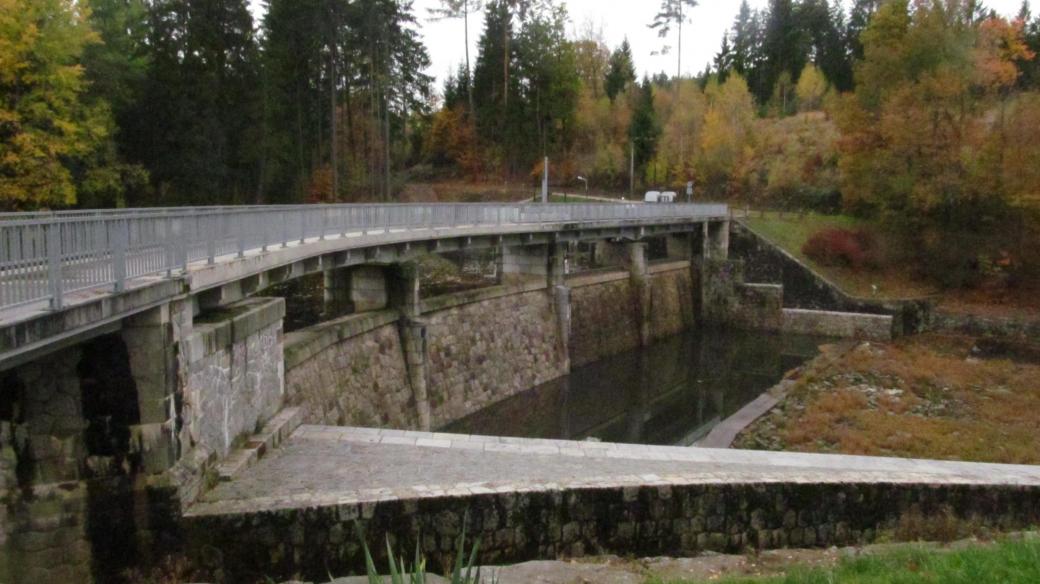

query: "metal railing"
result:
(0, 202), (727, 312)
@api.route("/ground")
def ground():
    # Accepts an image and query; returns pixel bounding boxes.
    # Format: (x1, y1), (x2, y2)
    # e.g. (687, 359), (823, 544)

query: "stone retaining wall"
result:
(284, 311), (414, 428)
(647, 263), (697, 342)
(567, 263), (696, 368)
(929, 311), (1040, 344)
(567, 273), (639, 368)
(179, 298), (286, 459)
(425, 289), (568, 428)
(730, 222), (933, 335)
(783, 308), (893, 341)
(186, 474), (1040, 583)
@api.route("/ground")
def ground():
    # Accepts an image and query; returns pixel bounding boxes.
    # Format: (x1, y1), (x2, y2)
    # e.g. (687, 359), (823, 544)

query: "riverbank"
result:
(735, 334), (1040, 464)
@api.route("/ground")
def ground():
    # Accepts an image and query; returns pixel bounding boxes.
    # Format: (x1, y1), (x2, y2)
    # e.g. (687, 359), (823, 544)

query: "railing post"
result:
(177, 218), (188, 272)
(206, 214), (216, 265)
(237, 215), (246, 258)
(113, 219), (127, 292)
(46, 221), (64, 310)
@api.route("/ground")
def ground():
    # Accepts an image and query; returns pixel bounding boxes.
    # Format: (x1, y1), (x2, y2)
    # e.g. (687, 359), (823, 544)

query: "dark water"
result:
(444, 328), (829, 446)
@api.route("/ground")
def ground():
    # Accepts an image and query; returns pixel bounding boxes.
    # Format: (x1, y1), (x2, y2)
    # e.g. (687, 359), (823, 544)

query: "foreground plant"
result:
(351, 521), (494, 584)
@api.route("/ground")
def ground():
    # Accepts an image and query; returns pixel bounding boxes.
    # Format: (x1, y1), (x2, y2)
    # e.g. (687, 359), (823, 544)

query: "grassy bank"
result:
(651, 537), (1040, 584)
(736, 334), (1040, 464)
(742, 212), (937, 300)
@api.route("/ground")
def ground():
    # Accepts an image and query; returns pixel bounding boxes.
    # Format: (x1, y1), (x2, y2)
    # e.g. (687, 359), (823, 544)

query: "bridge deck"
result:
(186, 425), (1040, 518)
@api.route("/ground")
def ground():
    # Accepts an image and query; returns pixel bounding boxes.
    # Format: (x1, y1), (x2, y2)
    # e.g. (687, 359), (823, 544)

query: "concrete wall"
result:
(179, 298), (286, 459)
(783, 308), (893, 341)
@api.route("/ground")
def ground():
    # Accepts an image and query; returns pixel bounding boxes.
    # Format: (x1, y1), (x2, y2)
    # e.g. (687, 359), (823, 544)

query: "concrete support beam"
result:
(548, 242), (572, 372)
(706, 220), (730, 261)
(624, 243), (652, 347)
(347, 266), (389, 312)
(123, 303), (185, 474)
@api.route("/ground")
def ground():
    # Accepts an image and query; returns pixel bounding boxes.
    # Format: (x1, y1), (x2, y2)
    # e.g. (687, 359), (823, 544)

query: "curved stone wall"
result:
(283, 312), (415, 429)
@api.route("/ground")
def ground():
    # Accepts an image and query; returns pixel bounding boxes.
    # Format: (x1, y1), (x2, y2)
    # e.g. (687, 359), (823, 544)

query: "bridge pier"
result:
(391, 263), (431, 432)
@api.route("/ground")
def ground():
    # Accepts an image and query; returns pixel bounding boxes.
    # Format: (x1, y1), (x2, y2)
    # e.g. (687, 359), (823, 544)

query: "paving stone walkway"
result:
(186, 426), (1040, 518)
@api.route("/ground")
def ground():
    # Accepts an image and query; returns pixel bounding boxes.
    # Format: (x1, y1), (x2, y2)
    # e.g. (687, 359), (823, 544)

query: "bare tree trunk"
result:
(465, 0), (475, 118)
(385, 95), (391, 202)
(330, 47), (338, 201)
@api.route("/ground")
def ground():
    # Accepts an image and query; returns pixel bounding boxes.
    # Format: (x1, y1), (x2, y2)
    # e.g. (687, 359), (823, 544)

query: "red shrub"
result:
(802, 228), (878, 270)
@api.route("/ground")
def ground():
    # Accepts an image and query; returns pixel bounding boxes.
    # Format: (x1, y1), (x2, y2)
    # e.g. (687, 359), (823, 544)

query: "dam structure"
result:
(1, 202), (1038, 583)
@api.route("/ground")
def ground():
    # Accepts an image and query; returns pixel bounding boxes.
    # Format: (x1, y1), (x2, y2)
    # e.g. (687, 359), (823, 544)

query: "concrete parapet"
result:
(782, 308), (894, 341)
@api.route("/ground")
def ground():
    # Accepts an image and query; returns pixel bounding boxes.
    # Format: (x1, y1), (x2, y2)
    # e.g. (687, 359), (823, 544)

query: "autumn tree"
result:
(835, 0), (1036, 286)
(573, 23), (609, 98)
(795, 64), (828, 110)
(0, 0), (122, 209)
(696, 74), (756, 196)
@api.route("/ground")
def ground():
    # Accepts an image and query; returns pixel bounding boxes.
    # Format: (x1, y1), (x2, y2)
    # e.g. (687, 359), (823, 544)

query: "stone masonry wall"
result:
(284, 313), (415, 429)
(0, 348), (94, 583)
(568, 274), (640, 368)
(425, 289), (568, 428)
(568, 265), (697, 368)
(186, 478), (1040, 583)
(179, 298), (285, 459)
(648, 265), (697, 343)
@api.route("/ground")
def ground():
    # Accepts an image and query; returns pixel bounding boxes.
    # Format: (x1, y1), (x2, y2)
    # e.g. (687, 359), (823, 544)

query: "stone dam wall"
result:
(283, 262), (698, 431)
(729, 222), (932, 335)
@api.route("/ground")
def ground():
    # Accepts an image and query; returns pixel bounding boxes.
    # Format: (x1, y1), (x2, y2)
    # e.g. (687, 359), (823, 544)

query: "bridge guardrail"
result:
(0, 203), (727, 312)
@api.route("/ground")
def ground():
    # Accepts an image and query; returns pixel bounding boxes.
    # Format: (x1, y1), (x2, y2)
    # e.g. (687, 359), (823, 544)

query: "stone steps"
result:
(215, 407), (303, 482)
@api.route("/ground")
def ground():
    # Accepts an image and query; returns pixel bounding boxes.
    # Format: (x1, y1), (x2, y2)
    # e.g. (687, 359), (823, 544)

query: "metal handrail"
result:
(0, 202), (727, 312)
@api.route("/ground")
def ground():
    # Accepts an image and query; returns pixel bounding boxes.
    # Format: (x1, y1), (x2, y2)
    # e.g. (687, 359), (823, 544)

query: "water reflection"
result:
(444, 328), (827, 446)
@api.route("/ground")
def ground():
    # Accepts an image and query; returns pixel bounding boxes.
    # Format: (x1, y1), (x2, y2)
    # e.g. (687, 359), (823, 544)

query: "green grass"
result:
(742, 211), (937, 299)
(649, 538), (1040, 584)
(743, 211), (865, 266)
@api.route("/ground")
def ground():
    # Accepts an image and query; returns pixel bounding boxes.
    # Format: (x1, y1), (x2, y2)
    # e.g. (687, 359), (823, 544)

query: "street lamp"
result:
(575, 176), (588, 203)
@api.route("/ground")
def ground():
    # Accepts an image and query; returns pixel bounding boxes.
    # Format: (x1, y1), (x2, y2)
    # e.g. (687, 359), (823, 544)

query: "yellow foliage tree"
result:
(795, 64), (828, 111)
(0, 0), (111, 209)
(695, 74), (756, 196)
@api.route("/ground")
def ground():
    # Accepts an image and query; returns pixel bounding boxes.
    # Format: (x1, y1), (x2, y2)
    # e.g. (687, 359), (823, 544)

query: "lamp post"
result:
(575, 176), (588, 203)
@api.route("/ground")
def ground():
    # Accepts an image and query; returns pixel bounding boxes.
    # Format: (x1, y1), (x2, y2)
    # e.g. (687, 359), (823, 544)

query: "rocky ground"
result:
(735, 334), (1040, 465)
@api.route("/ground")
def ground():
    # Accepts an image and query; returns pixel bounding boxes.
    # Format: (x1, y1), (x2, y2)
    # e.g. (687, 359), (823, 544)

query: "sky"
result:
(249, 0), (1027, 90)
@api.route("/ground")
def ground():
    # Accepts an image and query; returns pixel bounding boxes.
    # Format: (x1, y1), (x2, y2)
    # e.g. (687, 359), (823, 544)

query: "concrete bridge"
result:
(0, 202), (736, 582)
(1, 202), (1036, 583)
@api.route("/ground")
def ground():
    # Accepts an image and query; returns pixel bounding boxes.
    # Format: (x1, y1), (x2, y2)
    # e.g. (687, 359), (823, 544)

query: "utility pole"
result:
(541, 156), (549, 203)
(629, 142), (635, 198)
